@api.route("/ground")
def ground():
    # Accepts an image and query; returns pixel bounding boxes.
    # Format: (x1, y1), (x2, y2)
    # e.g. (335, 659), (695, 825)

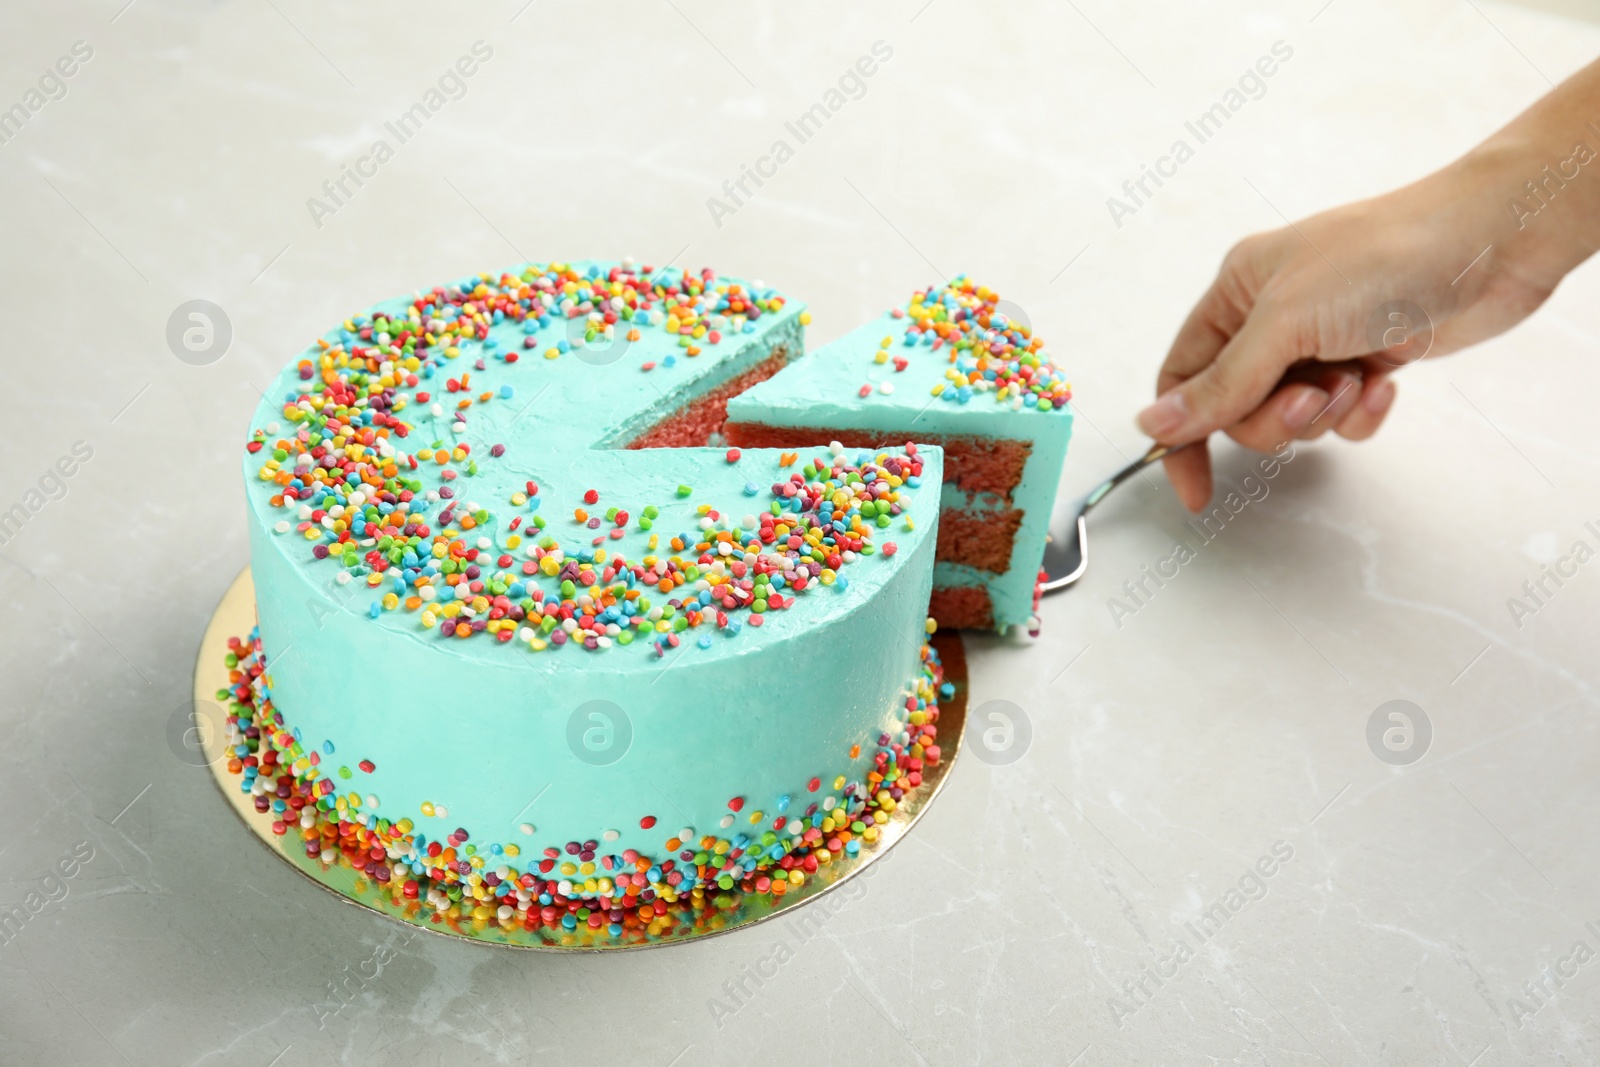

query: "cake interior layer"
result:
(936, 507), (1023, 574)
(626, 348), (791, 449)
(929, 585), (993, 631)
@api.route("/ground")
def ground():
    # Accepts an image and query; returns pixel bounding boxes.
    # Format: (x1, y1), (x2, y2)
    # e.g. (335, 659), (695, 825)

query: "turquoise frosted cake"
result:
(727, 279), (1074, 633)
(225, 260), (952, 942)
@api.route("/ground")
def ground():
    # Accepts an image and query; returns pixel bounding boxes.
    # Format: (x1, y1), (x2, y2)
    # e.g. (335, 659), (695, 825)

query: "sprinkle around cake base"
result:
(190, 566), (968, 951)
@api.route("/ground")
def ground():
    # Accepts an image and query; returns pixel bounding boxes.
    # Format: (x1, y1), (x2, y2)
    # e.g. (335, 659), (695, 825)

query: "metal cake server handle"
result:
(1039, 441), (1192, 595)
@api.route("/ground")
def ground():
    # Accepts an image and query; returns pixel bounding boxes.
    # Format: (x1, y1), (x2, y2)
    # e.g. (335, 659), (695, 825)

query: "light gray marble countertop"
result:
(3, 1), (1600, 1063)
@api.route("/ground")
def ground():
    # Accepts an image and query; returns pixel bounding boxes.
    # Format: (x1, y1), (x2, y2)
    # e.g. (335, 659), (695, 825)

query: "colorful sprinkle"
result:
(215, 629), (946, 945)
(244, 272), (929, 657)
(904, 277), (1072, 410)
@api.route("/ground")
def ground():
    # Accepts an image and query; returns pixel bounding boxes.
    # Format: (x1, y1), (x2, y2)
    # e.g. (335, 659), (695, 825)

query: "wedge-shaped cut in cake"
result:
(726, 278), (1073, 633)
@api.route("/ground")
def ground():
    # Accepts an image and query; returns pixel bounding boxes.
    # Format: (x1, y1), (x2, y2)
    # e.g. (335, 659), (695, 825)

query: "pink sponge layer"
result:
(936, 509), (1023, 573)
(929, 586), (993, 631)
(626, 350), (792, 449)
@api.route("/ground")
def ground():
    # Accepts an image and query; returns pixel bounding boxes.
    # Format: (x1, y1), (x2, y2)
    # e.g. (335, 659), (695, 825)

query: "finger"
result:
(1139, 305), (1304, 445)
(1154, 236), (1278, 397)
(1335, 374), (1397, 441)
(1224, 382), (1330, 452)
(1156, 277), (1250, 397)
(1301, 367), (1364, 438)
(1160, 437), (1213, 513)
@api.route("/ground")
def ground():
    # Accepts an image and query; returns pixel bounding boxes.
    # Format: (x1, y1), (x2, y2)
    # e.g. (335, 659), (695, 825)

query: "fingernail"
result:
(1323, 372), (1361, 414)
(1283, 387), (1328, 431)
(1363, 378), (1396, 414)
(1136, 391), (1188, 437)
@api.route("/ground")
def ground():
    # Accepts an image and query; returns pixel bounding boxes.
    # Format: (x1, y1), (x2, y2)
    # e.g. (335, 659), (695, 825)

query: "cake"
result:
(228, 260), (952, 942)
(726, 278), (1074, 633)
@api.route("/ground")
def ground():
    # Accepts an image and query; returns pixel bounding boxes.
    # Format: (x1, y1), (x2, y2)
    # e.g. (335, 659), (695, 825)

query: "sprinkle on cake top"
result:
(892, 277), (1072, 411)
(245, 261), (930, 655)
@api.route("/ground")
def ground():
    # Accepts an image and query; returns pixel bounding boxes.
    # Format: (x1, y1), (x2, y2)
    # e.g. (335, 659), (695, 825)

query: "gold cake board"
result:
(192, 566), (968, 951)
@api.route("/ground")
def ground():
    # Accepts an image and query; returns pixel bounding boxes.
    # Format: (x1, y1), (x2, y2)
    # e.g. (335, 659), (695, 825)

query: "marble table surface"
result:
(3, 0), (1599, 1063)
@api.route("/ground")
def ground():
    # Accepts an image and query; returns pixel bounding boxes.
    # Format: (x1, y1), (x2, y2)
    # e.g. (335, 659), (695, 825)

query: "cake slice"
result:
(726, 278), (1074, 633)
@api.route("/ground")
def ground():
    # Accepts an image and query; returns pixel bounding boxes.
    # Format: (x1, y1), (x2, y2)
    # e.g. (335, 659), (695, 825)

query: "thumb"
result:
(1137, 307), (1301, 444)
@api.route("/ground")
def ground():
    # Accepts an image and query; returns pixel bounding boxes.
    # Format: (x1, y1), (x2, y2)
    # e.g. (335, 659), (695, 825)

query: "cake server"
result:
(1039, 441), (1190, 594)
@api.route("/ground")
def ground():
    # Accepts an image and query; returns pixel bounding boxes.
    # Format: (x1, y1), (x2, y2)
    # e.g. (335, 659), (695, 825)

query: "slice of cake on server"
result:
(726, 278), (1074, 634)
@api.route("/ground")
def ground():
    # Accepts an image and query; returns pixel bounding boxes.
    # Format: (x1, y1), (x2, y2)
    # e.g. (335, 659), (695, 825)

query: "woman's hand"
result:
(1139, 59), (1600, 512)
